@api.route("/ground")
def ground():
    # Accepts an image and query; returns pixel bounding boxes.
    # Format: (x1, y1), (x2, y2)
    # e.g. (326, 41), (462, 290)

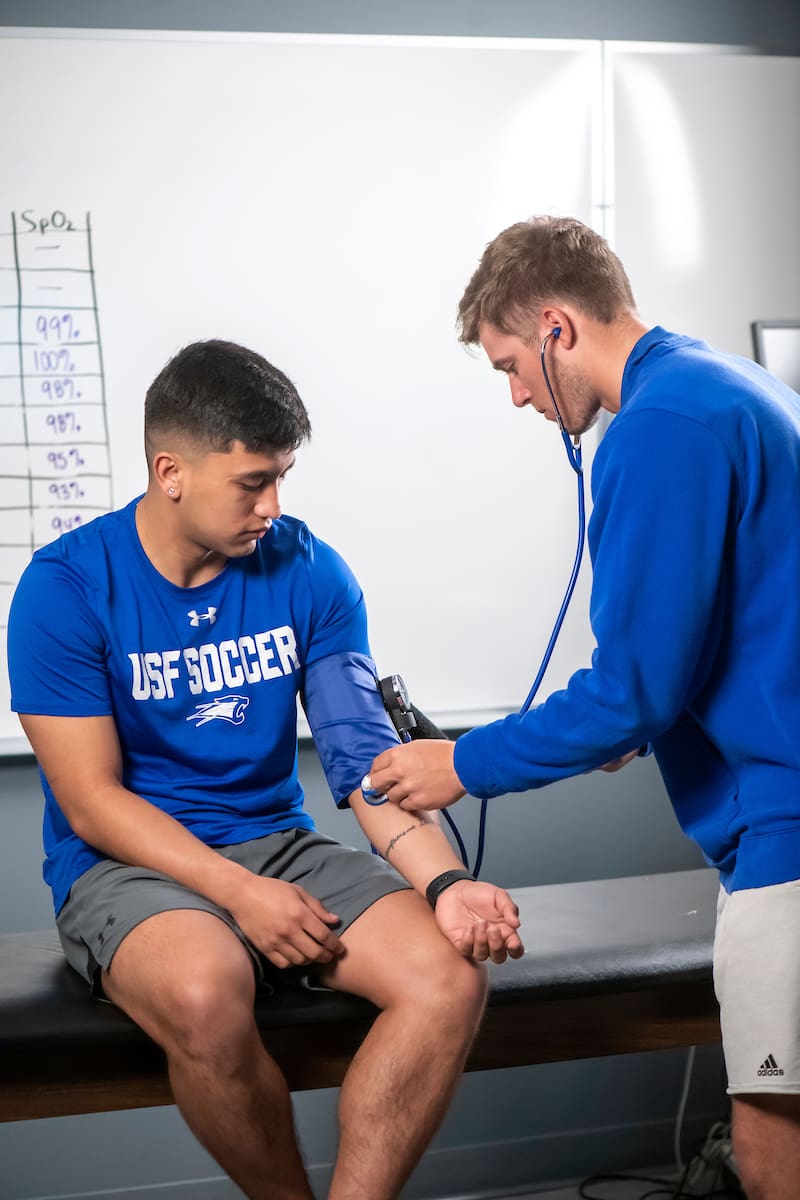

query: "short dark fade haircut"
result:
(144, 340), (311, 462)
(457, 216), (636, 345)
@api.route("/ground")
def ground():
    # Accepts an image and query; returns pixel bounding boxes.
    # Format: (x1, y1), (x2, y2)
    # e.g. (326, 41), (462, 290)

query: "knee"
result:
(733, 1142), (767, 1200)
(444, 953), (488, 1013)
(158, 958), (256, 1064)
(730, 1094), (798, 1200)
(405, 946), (488, 1028)
(449, 956), (488, 1035)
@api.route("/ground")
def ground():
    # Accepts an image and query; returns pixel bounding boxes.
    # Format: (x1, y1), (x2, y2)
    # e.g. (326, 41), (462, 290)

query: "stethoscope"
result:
(520, 326), (586, 713)
(364, 326), (587, 878)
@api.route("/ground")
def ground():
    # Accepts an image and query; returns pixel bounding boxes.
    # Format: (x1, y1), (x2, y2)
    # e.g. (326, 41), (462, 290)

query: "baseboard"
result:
(15, 1179), (243, 1200)
(14, 1111), (720, 1200)
(306, 1111), (720, 1199)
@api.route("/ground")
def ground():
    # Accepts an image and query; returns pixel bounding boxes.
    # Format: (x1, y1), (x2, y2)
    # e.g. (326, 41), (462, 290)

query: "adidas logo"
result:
(757, 1053), (785, 1078)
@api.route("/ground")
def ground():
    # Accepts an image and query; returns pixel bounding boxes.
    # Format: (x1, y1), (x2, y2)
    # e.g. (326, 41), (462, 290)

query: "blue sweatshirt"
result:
(454, 327), (800, 892)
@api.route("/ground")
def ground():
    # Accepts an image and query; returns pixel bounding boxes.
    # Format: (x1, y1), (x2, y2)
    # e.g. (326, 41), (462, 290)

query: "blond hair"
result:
(457, 216), (636, 344)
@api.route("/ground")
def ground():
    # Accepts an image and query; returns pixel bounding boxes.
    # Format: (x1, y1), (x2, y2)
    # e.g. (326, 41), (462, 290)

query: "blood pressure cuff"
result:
(302, 651), (400, 807)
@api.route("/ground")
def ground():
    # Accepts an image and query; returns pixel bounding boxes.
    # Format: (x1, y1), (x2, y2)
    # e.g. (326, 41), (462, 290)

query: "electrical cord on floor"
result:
(673, 1045), (697, 1173)
(578, 1171), (677, 1198)
(576, 1046), (744, 1200)
(577, 1128), (744, 1199)
(577, 1164), (743, 1199)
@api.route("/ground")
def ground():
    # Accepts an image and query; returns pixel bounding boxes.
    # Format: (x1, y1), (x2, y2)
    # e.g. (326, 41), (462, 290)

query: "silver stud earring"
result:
(168, 487), (175, 496)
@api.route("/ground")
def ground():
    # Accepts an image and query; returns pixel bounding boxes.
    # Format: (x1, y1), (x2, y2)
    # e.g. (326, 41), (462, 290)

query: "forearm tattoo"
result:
(383, 821), (424, 860)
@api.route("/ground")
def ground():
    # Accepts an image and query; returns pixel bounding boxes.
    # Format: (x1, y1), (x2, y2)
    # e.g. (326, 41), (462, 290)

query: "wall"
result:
(3, 0), (799, 51)
(3, 1), (798, 1197)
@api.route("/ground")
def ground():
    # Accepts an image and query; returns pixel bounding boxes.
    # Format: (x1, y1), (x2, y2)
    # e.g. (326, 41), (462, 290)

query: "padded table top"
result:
(0, 869), (718, 1058)
(494, 867), (717, 1000)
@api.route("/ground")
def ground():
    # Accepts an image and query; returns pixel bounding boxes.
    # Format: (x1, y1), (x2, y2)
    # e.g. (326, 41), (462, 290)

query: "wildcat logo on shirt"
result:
(186, 695), (250, 727)
(127, 624), (300, 714)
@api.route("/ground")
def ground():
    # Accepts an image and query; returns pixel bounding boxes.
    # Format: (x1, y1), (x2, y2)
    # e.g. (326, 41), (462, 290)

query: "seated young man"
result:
(8, 340), (523, 1200)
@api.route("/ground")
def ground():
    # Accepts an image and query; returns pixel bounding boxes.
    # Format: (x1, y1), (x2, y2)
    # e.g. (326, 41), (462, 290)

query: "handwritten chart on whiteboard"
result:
(1, 209), (115, 754)
(0, 209), (111, 563)
(0, 30), (604, 754)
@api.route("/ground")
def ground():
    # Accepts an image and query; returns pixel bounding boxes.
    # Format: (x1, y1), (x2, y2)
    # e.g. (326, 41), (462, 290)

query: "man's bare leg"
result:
(732, 1093), (800, 1200)
(318, 889), (487, 1200)
(102, 909), (313, 1200)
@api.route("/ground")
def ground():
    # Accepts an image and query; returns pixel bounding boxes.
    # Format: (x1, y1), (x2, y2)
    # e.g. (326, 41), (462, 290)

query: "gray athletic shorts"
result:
(714, 878), (800, 1094)
(56, 828), (410, 993)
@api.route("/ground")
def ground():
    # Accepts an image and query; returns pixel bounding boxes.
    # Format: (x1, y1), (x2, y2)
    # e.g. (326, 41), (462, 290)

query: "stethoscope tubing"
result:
(365, 330), (587, 879)
(473, 333), (586, 874)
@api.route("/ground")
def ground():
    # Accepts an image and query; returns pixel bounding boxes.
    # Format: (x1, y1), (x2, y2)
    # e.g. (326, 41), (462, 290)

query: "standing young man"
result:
(370, 217), (800, 1198)
(8, 340), (523, 1200)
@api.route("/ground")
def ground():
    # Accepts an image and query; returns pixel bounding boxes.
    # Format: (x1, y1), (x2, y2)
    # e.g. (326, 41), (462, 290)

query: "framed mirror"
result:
(751, 319), (800, 392)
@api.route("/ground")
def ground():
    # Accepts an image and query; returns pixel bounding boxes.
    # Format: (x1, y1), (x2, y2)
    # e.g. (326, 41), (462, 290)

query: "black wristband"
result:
(425, 868), (474, 909)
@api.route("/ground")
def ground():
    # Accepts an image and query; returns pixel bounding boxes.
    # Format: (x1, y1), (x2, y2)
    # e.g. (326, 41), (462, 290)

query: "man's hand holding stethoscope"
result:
(367, 740), (466, 813)
(367, 740), (643, 815)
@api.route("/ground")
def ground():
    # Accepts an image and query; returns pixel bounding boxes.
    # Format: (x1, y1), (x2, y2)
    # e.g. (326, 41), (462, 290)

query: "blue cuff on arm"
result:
(302, 651), (400, 806)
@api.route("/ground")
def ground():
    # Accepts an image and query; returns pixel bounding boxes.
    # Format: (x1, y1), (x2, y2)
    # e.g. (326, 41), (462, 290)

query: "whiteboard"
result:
(3, 33), (797, 758)
(609, 46), (800, 355)
(0, 30), (602, 754)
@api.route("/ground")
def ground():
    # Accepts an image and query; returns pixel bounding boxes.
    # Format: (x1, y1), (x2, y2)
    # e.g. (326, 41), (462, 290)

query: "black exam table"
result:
(0, 868), (721, 1122)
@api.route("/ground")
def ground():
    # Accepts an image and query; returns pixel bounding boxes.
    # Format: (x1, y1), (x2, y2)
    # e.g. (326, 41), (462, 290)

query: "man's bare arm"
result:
(19, 713), (343, 968)
(348, 783), (523, 963)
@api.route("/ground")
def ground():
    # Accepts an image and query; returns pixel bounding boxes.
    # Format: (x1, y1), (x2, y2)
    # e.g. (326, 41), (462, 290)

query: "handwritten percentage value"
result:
(35, 314), (80, 342)
(47, 449), (86, 471)
(46, 411), (81, 435)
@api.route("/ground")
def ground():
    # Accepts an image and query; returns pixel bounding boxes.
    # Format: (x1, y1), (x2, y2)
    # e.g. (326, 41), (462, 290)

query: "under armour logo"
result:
(188, 607), (217, 626)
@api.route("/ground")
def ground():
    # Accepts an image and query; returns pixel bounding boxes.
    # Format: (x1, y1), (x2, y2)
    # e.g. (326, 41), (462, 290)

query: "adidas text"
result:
(757, 1054), (784, 1078)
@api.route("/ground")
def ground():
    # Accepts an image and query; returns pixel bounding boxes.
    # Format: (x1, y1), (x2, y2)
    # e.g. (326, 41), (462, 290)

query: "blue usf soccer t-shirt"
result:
(8, 498), (396, 913)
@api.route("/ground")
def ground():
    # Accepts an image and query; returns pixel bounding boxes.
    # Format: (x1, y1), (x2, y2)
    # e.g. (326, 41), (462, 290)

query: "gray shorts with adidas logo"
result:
(713, 878), (800, 1094)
